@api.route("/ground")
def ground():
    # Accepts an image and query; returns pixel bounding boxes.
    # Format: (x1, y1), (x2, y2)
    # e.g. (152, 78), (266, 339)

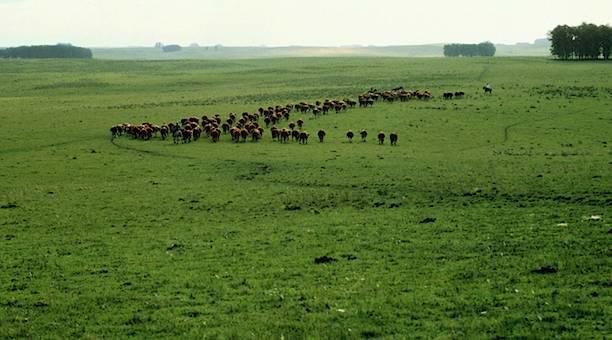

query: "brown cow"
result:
(251, 129), (261, 142)
(230, 127), (241, 142)
(270, 127), (279, 141)
(192, 127), (202, 141)
(297, 118), (304, 129)
(160, 125), (169, 140)
(210, 128), (221, 143)
(182, 129), (193, 143)
(240, 128), (249, 142)
(221, 122), (230, 134)
(280, 128), (290, 143)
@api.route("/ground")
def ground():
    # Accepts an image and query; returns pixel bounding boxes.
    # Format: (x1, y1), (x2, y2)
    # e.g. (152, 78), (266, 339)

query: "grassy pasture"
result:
(0, 57), (611, 338)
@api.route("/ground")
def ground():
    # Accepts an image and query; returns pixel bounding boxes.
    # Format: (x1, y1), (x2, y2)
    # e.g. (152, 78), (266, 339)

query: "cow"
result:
(280, 128), (290, 143)
(210, 128), (221, 143)
(360, 129), (368, 142)
(390, 132), (398, 146)
(291, 129), (300, 142)
(299, 131), (309, 144)
(270, 127), (279, 141)
(160, 125), (169, 140)
(251, 129), (261, 142)
(221, 122), (230, 134)
(317, 129), (326, 143)
(483, 83), (492, 94)
(173, 129), (183, 144)
(110, 125), (121, 139)
(240, 128), (249, 142)
(181, 129), (193, 143)
(346, 130), (354, 143)
(230, 127), (241, 142)
(192, 127), (202, 141)
(377, 131), (385, 145)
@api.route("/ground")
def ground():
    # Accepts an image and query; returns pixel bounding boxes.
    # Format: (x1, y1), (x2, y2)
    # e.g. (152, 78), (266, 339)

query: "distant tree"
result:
(443, 42), (496, 57)
(601, 25), (612, 60)
(576, 23), (601, 59)
(0, 44), (92, 59)
(549, 23), (612, 60)
(162, 44), (181, 52)
(154, 42), (163, 48)
(478, 42), (496, 56)
(549, 25), (574, 59)
(443, 44), (455, 57)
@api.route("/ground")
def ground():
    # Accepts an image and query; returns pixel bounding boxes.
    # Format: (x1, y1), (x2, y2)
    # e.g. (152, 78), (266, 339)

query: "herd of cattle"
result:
(109, 87), (462, 146)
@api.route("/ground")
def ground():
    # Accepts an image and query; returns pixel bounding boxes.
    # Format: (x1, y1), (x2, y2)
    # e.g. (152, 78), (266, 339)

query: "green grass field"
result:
(0, 57), (610, 338)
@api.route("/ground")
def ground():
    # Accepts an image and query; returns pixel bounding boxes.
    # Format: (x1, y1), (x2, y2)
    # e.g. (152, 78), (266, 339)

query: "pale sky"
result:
(1, 0), (610, 47)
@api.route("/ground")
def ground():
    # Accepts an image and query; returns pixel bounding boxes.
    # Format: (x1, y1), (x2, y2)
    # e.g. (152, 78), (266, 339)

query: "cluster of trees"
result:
(443, 42), (496, 57)
(0, 44), (92, 59)
(550, 23), (612, 60)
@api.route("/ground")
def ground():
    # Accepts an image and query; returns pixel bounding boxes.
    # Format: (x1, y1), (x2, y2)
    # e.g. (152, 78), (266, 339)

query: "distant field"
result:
(91, 44), (549, 60)
(91, 45), (445, 59)
(0, 57), (610, 338)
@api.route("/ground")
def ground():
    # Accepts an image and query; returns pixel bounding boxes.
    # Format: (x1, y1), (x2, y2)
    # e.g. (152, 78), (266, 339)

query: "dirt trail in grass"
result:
(0, 138), (91, 155)
(460, 107), (590, 152)
(110, 138), (197, 160)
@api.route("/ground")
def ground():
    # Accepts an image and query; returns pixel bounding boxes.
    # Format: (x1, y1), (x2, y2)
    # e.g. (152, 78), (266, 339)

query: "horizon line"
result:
(1, 40), (550, 49)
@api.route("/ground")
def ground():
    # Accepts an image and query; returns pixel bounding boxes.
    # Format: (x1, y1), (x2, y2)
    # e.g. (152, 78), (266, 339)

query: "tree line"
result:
(549, 23), (612, 60)
(0, 44), (92, 59)
(443, 42), (496, 57)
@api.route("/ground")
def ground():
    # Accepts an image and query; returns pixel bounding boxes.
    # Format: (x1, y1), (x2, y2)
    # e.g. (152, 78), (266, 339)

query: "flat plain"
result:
(0, 57), (610, 338)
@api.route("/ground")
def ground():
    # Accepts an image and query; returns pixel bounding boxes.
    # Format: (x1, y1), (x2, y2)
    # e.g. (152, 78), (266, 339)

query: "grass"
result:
(0, 57), (610, 338)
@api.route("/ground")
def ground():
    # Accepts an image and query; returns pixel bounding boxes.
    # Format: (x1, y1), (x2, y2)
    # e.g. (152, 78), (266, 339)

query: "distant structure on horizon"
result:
(162, 44), (182, 53)
(533, 38), (551, 46)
